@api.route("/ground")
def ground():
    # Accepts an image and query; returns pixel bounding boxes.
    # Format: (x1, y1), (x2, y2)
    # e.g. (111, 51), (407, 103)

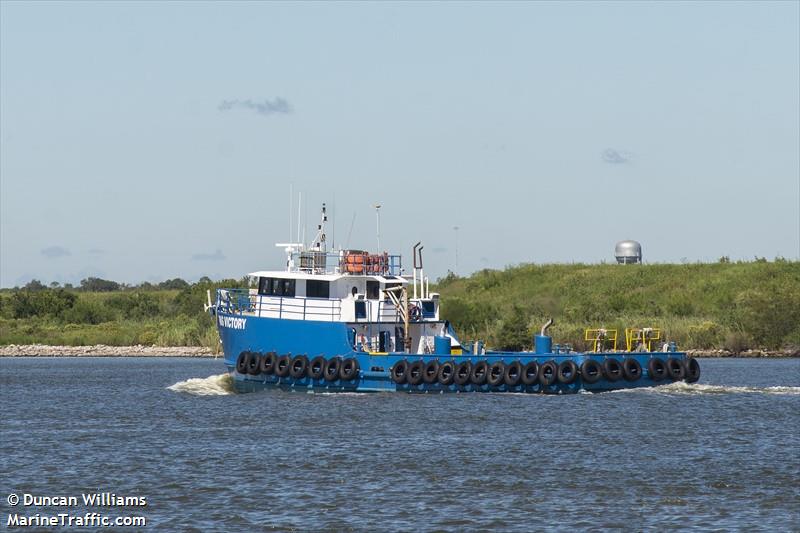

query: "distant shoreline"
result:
(0, 344), (796, 358)
(0, 344), (216, 357)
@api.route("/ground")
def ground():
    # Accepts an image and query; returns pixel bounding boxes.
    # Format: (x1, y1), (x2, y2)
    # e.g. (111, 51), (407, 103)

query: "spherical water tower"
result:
(615, 240), (642, 264)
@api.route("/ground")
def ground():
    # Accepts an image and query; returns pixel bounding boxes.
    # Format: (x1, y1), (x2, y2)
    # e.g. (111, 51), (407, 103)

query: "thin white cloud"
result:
(41, 246), (70, 258)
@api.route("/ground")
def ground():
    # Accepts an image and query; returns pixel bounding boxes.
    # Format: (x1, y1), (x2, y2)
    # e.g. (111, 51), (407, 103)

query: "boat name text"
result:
(218, 315), (247, 330)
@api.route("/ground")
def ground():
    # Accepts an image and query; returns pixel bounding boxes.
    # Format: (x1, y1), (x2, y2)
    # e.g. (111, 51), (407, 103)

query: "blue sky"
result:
(1, 1), (798, 287)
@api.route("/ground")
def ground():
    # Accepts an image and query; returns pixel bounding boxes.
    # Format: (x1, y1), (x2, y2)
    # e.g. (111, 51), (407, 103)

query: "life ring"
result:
(246, 351), (261, 375)
(603, 358), (623, 382)
(487, 361), (506, 387)
(235, 352), (249, 374)
(408, 304), (422, 322)
(339, 358), (360, 381)
(260, 352), (277, 375)
(290, 354), (308, 379)
(521, 361), (539, 385)
(503, 361), (522, 387)
(308, 356), (326, 380)
(538, 360), (558, 386)
(622, 358), (642, 381)
(470, 360), (489, 385)
(454, 361), (472, 386)
(684, 357), (701, 383)
(580, 359), (603, 384)
(647, 358), (668, 381)
(666, 358), (685, 380)
(557, 360), (578, 384)
(275, 355), (292, 378)
(323, 357), (341, 381)
(391, 359), (409, 384)
(437, 361), (456, 385)
(407, 360), (425, 386)
(423, 360), (440, 384)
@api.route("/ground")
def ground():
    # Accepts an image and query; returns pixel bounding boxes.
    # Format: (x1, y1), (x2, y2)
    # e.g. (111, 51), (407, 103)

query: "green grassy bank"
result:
(436, 260), (800, 352)
(1, 260), (798, 352)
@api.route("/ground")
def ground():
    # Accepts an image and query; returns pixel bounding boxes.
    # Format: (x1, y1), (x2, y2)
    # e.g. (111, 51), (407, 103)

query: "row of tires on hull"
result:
(390, 357), (701, 387)
(235, 351), (360, 382)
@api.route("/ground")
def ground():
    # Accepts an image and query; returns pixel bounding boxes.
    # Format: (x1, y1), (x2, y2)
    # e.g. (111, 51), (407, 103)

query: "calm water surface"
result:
(1, 357), (799, 531)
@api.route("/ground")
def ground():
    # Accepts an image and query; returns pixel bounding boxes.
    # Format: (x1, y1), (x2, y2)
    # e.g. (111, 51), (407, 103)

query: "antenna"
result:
(296, 192), (302, 244)
(345, 212), (356, 249)
(288, 184), (293, 245)
(303, 194), (308, 246)
(374, 204), (382, 251)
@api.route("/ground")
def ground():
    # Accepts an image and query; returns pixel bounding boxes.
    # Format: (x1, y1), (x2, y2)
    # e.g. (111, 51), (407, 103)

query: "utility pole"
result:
(374, 204), (382, 251)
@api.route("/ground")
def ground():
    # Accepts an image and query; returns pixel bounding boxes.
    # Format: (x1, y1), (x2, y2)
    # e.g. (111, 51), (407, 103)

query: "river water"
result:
(1, 357), (798, 531)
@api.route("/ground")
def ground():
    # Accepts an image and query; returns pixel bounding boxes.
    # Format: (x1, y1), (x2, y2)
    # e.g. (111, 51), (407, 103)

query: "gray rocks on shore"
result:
(685, 349), (798, 358)
(0, 344), (216, 357)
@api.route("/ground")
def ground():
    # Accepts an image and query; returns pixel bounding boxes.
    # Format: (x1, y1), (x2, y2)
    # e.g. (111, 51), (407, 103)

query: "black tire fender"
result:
(437, 361), (456, 385)
(246, 351), (261, 375)
(339, 357), (360, 381)
(391, 359), (409, 384)
(260, 352), (277, 374)
(503, 361), (523, 387)
(487, 361), (505, 387)
(323, 357), (341, 381)
(275, 355), (292, 378)
(603, 358), (623, 382)
(580, 359), (603, 384)
(454, 361), (472, 386)
(423, 360), (440, 384)
(647, 358), (668, 381)
(666, 357), (686, 380)
(521, 361), (539, 385)
(557, 360), (578, 384)
(470, 360), (489, 385)
(289, 354), (308, 379)
(684, 357), (701, 383)
(623, 358), (642, 382)
(407, 360), (425, 386)
(539, 360), (558, 386)
(308, 356), (326, 380)
(235, 352), (249, 374)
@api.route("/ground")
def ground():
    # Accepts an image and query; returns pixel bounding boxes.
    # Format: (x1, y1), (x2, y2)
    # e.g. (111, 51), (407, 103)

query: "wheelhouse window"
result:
(257, 277), (295, 297)
(257, 277), (272, 296)
(306, 280), (330, 299)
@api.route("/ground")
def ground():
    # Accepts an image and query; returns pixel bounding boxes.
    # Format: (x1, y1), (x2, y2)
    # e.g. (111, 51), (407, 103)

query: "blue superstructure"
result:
(208, 205), (700, 394)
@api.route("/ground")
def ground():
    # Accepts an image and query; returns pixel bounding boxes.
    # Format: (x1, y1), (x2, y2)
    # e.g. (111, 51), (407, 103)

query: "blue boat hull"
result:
(216, 311), (693, 394)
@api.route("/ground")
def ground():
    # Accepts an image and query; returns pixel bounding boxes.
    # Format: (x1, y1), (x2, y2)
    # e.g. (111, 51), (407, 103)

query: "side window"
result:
(355, 301), (367, 319)
(307, 280), (330, 298)
(282, 279), (296, 297)
(257, 277), (272, 296)
(272, 279), (283, 296)
(366, 280), (380, 300)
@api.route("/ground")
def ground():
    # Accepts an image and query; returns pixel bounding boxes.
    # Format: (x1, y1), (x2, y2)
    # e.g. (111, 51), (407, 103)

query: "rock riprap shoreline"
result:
(0, 344), (216, 357)
(0, 345), (796, 357)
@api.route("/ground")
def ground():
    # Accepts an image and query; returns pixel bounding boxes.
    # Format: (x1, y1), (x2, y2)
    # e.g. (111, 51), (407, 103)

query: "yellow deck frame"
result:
(584, 329), (618, 352)
(624, 328), (662, 352)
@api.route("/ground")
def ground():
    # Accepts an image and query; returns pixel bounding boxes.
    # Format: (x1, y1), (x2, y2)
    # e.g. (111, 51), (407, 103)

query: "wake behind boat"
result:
(207, 205), (700, 394)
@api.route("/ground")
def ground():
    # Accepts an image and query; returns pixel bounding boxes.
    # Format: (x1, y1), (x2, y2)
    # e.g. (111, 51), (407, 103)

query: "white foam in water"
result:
(609, 382), (800, 395)
(168, 374), (235, 396)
